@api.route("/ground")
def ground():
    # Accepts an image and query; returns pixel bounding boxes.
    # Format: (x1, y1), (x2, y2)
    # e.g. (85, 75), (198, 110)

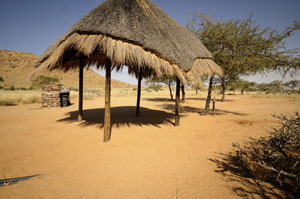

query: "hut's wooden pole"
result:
(181, 85), (185, 102)
(136, 69), (142, 117)
(175, 77), (180, 126)
(205, 75), (214, 110)
(104, 58), (112, 142)
(78, 54), (84, 122)
(212, 97), (216, 115)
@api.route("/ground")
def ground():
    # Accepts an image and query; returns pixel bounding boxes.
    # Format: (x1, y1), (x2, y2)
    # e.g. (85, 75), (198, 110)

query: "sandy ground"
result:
(0, 94), (299, 199)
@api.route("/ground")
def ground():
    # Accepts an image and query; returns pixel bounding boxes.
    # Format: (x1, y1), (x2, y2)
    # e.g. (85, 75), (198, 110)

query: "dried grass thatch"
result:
(187, 59), (223, 83)
(35, 0), (223, 84)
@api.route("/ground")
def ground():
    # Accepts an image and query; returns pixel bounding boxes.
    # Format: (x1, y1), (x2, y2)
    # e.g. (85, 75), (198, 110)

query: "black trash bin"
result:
(59, 90), (70, 107)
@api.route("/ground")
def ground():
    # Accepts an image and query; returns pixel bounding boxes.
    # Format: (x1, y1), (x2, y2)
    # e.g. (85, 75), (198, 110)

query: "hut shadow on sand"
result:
(143, 97), (174, 102)
(185, 97), (235, 102)
(57, 106), (178, 129)
(208, 152), (284, 199)
(160, 104), (247, 116)
(144, 97), (236, 104)
(144, 97), (247, 116)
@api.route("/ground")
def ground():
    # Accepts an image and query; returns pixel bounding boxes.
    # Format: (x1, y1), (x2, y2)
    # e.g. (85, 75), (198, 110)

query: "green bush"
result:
(31, 75), (59, 89)
(148, 84), (162, 92)
(9, 86), (15, 90)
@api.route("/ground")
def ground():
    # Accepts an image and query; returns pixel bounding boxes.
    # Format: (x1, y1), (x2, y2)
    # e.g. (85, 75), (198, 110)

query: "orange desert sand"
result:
(0, 94), (299, 198)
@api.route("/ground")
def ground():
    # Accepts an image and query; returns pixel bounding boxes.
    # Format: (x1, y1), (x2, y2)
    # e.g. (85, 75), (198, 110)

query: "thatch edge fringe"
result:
(36, 33), (223, 84)
(187, 59), (223, 83)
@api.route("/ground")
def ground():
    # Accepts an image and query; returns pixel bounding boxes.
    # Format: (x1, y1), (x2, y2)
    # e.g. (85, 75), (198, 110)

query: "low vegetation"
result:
(0, 84), (298, 106)
(31, 75), (59, 89)
(250, 92), (300, 101)
(217, 112), (300, 198)
(0, 90), (41, 106)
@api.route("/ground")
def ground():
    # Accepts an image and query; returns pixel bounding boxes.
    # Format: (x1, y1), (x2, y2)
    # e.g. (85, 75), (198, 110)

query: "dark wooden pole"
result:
(221, 77), (226, 102)
(168, 81), (174, 100)
(212, 97), (216, 115)
(175, 77), (180, 126)
(205, 75), (214, 110)
(78, 54), (84, 122)
(104, 58), (112, 142)
(136, 69), (142, 117)
(181, 85), (185, 102)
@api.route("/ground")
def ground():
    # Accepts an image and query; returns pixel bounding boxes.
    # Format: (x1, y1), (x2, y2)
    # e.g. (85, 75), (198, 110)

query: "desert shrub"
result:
(148, 84), (162, 92)
(250, 93), (300, 101)
(0, 76), (3, 82)
(0, 98), (18, 106)
(21, 95), (41, 104)
(31, 75), (59, 89)
(8, 86), (15, 90)
(144, 87), (152, 93)
(232, 112), (300, 198)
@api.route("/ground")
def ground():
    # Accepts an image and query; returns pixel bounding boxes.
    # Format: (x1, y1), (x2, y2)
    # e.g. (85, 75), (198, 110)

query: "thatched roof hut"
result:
(36, 0), (221, 82)
(35, 0), (222, 142)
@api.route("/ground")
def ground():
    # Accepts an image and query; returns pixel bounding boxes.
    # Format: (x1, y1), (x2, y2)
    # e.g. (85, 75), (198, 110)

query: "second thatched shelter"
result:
(35, 0), (222, 142)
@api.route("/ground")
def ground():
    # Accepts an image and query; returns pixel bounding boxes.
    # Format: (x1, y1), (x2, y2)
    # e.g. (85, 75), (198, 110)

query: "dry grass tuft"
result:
(0, 90), (42, 106)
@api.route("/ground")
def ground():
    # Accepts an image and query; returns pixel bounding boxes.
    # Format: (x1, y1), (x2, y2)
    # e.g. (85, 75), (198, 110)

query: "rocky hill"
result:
(0, 49), (135, 89)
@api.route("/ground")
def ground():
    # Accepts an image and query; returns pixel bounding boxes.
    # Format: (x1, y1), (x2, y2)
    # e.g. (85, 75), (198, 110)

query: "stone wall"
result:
(41, 85), (61, 107)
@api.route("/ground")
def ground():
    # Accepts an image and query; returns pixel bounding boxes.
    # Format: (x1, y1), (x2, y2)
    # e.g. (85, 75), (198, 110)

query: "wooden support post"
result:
(78, 54), (84, 121)
(221, 77), (226, 102)
(181, 85), (185, 103)
(175, 77), (180, 126)
(212, 97), (216, 115)
(136, 69), (142, 117)
(168, 81), (174, 100)
(205, 76), (214, 110)
(104, 58), (112, 142)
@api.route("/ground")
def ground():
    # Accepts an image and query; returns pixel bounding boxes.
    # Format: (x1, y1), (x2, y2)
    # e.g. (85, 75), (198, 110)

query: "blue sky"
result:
(1, 0), (299, 84)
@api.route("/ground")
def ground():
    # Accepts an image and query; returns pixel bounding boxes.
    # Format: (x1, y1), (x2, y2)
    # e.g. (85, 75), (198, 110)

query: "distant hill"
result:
(0, 49), (135, 89)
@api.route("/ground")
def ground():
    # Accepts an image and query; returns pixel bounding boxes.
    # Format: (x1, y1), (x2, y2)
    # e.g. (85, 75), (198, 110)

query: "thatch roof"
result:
(35, 0), (222, 83)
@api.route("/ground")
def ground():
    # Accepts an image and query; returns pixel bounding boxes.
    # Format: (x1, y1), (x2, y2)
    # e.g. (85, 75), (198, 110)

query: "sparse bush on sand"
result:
(8, 85), (15, 90)
(230, 112), (300, 198)
(148, 84), (162, 92)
